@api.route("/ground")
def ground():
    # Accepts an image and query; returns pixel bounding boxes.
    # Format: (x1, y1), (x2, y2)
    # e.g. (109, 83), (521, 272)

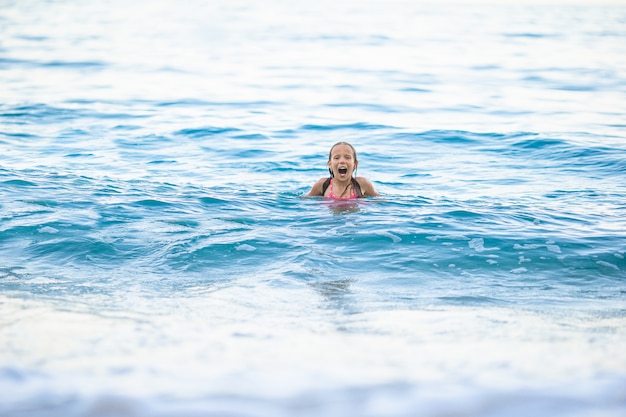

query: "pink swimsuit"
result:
(327, 179), (357, 199)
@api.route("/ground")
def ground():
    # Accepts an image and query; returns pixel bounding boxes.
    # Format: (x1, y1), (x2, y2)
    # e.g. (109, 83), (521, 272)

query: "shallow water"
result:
(1, 1), (626, 416)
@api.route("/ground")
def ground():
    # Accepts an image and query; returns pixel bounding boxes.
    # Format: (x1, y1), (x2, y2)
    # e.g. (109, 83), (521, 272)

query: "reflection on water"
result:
(325, 199), (362, 215)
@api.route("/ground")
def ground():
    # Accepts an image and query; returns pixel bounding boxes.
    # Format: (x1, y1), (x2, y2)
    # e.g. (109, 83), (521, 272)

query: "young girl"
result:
(307, 142), (378, 199)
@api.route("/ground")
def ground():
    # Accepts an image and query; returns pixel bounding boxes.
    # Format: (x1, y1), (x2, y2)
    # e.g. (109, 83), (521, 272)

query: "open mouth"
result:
(338, 167), (348, 175)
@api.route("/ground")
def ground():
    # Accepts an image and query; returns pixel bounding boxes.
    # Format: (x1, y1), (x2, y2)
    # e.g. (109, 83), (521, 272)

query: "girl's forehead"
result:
(331, 144), (354, 156)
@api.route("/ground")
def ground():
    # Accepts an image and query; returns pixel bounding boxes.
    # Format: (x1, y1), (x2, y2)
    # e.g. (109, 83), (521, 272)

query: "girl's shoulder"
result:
(355, 176), (378, 196)
(307, 177), (331, 196)
(355, 176), (373, 187)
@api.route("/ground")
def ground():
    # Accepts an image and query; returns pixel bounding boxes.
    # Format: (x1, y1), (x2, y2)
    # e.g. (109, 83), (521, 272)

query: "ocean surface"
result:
(1, 1), (625, 416)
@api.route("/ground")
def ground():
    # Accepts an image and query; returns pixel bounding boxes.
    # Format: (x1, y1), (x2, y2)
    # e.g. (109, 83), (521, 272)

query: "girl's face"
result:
(328, 144), (357, 181)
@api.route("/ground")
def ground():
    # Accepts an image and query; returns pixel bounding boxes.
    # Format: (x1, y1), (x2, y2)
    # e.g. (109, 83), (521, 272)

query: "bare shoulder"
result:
(306, 177), (329, 197)
(355, 176), (379, 196)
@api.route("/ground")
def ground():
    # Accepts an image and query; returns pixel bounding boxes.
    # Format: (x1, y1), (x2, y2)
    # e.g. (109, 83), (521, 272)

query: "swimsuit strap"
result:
(322, 177), (363, 198)
(322, 177), (332, 195)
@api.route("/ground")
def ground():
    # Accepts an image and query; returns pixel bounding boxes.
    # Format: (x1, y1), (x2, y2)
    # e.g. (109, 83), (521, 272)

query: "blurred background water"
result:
(1, 0), (625, 416)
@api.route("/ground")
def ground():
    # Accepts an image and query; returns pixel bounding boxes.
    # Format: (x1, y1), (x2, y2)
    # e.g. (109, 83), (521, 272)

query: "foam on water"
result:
(1, 0), (626, 416)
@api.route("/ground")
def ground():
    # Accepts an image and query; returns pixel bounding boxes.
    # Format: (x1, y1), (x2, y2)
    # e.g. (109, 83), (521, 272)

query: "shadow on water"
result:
(308, 278), (355, 312)
(307, 278), (365, 333)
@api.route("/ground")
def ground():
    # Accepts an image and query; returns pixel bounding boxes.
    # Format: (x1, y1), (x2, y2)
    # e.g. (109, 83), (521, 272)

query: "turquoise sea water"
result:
(1, 1), (626, 416)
